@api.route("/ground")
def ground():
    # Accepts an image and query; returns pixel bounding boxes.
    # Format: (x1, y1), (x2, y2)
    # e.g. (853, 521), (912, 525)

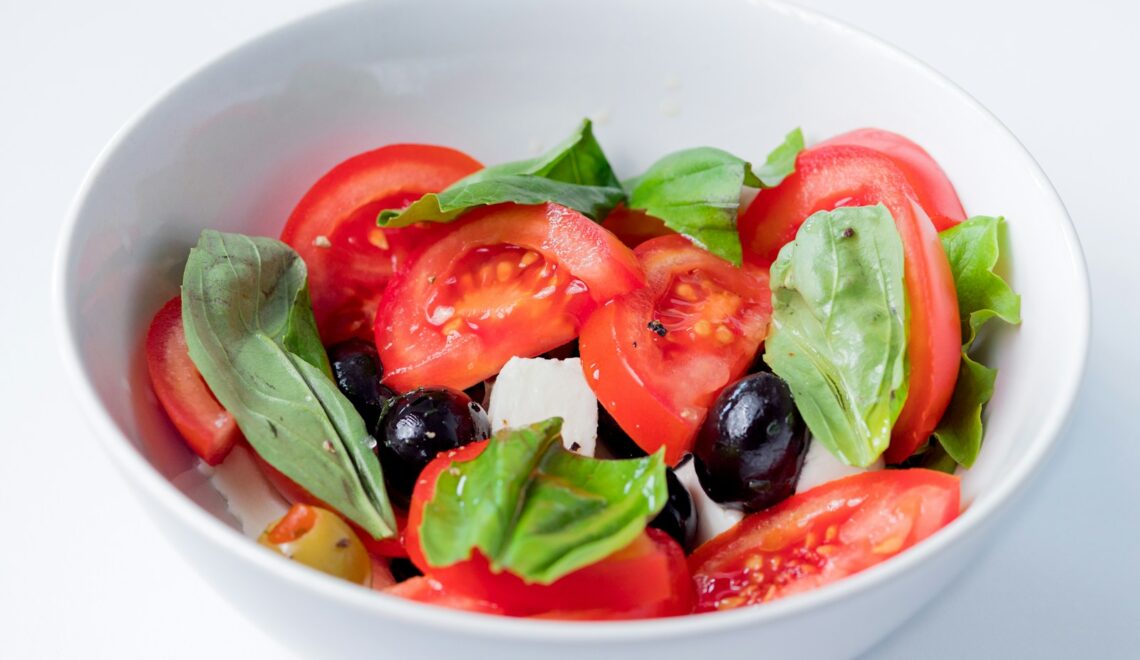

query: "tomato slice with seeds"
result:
(145, 297), (240, 466)
(579, 235), (772, 465)
(374, 202), (645, 392)
(402, 441), (695, 619)
(818, 128), (966, 231)
(689, 469), (959, 612)
(280, 144), (482, 344)
(738, 144), (961, 463)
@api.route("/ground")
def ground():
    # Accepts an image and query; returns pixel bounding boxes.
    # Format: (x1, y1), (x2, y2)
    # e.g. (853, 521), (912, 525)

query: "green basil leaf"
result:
(896, 442), (959, 475)
(624, 129), (804, 265)
(931, 353), (997, 467)
(928, 215), (1021, 468)
(181, 230), (396, 538)
(379, 119), (624, 227)
(938, 215), (1021, 346)
(418, 418), (667, 585)
(764, 205), (909, 467)
(751, 127), (805, 188)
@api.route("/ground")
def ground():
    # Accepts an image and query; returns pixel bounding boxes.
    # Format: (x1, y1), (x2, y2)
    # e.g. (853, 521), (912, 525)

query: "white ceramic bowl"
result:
(54, 1), (1089, 658)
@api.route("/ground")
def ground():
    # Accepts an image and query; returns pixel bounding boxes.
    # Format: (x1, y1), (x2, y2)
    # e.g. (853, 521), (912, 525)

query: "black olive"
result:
(649, 466), (697, 551)
(595, 404), (647, 459)
(692, 372), (808, 512)
(377, 388), (491, 507)
(464, 380), (488, 408)
(327, 339), (396, 430)
(387, 557), (423, 583)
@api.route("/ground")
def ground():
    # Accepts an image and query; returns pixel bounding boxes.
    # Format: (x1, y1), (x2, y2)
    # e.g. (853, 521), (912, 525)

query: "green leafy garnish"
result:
(181, 230), (396, 538)
(624, 129), (804, 265)
(764, 205), (909, 467)
(930, 215), (1021, 467)
(418, 418), (667, 585)
(379, 119), (624, 227)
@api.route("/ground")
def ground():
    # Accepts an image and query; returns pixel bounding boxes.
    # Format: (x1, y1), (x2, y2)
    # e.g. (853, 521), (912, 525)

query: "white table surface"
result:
(2, 1), (1137, 657)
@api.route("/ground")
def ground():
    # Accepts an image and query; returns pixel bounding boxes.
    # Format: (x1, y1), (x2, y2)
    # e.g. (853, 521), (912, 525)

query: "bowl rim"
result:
(52, 0), (1091, 643)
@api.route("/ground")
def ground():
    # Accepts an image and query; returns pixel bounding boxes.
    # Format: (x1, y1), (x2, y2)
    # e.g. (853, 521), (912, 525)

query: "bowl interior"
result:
(58, 0), (1087, 632)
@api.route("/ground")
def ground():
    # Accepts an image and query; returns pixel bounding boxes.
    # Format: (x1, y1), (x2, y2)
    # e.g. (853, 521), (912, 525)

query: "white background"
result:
(2, 0), (1137, 657)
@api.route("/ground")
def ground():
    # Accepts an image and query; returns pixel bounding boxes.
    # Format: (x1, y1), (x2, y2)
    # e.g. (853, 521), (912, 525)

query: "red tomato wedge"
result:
(145, 297), (239, 465)
(374, 202), (645, 392)
(385, 577), (504, 615)
(601, 204), (674, 248)
(739, 145), (961, 463)
(280, 144), (482, 343)
(690, 469), (959, 611)
(579, 235), (772, 465)
(818, 128), (966, 231)
(403, 441), (695, 619)
(253, 453), (409, 558)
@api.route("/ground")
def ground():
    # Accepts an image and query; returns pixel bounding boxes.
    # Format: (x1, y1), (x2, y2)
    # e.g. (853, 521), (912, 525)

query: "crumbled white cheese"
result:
(795, 437), (884, 494)
(488, 356), (598, 456)
(203, 444), (290, 537)
(674, 457), (744, 545)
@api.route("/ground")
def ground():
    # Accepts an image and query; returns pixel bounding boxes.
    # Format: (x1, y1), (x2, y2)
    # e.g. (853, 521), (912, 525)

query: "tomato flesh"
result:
(281, 144), (482, 343)
(375, 202), (645, 392)
(145, 297), (240, 465)
(818, 128), (965, 231)
(385, 577), (504, 615)
(579, 235), (771, 464)
(601, 204), (674, 247)
(739, 145), (961, 462)
(402, 441), (695, 619)
(690, 469), (959, 611)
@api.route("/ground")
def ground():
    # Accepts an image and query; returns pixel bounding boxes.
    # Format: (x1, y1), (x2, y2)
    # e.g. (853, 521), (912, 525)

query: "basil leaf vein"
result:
(930, 215), (1021, 468)
(379, 119), (624, 227)
(763, 205), (909, 467)
(418, 418), (666, 585)
(181, 230), (396, 538)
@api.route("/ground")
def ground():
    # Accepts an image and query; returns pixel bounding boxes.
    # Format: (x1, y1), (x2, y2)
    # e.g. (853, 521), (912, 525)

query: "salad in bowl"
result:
(143, 120), (1019, 618)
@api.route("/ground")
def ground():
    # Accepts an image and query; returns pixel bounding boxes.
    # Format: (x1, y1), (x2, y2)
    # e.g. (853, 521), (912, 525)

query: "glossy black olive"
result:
(327, 339), (396, 430)
(595, 404), (647, 459)
(649, 466), (697, 551)
(387, 557), (423, 583)
(692, 372), (808, 512)
(377, 388), (491, 506)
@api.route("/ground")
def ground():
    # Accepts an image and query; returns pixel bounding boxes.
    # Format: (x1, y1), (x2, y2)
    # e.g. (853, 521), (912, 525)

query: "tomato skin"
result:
(739, 145), (961, 463)
(145, 297), (240, 465)
(404, 441), (695, 619)
(579, 235), (772, 465)
(601, 204), (674, 247)
(385, 577), (504, 615)
(818, 128), (965, 231)
(281, 144), (482, 343)
(689, 469), (959, 611)
(253, 453), (409, 558)
(374, 202), (645, 392)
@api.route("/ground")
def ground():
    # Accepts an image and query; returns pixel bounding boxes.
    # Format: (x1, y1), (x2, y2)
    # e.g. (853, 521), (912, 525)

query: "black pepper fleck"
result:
(648, 319), (667, 337)
(335, 538), (350, 549)
(842, 227), (855, 238)
(569, 442), (582, 452)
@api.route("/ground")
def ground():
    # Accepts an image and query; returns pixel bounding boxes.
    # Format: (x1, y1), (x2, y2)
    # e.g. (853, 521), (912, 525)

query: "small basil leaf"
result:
(624, 129), (804, 265)
(379, 119), (624, 226)
(929, 215), (1021, 468)
(418, 418), (667, 585)
(931, 353), (996, 468)
(764, 205), (909, 467)
(181, 230), (396, 538)
(939, 215), (1021, 346)
(751, 127), (805, 188)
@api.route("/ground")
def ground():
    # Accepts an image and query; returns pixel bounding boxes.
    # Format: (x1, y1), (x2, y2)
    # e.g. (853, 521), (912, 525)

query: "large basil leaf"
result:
(418, 418), (666, 585)
(181, 230), (396, 538)
(379, 119), (624, 227)
(624, 129), (803, 265)
(930, 215), (1021, 468)
(764, 205), (909, 467)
